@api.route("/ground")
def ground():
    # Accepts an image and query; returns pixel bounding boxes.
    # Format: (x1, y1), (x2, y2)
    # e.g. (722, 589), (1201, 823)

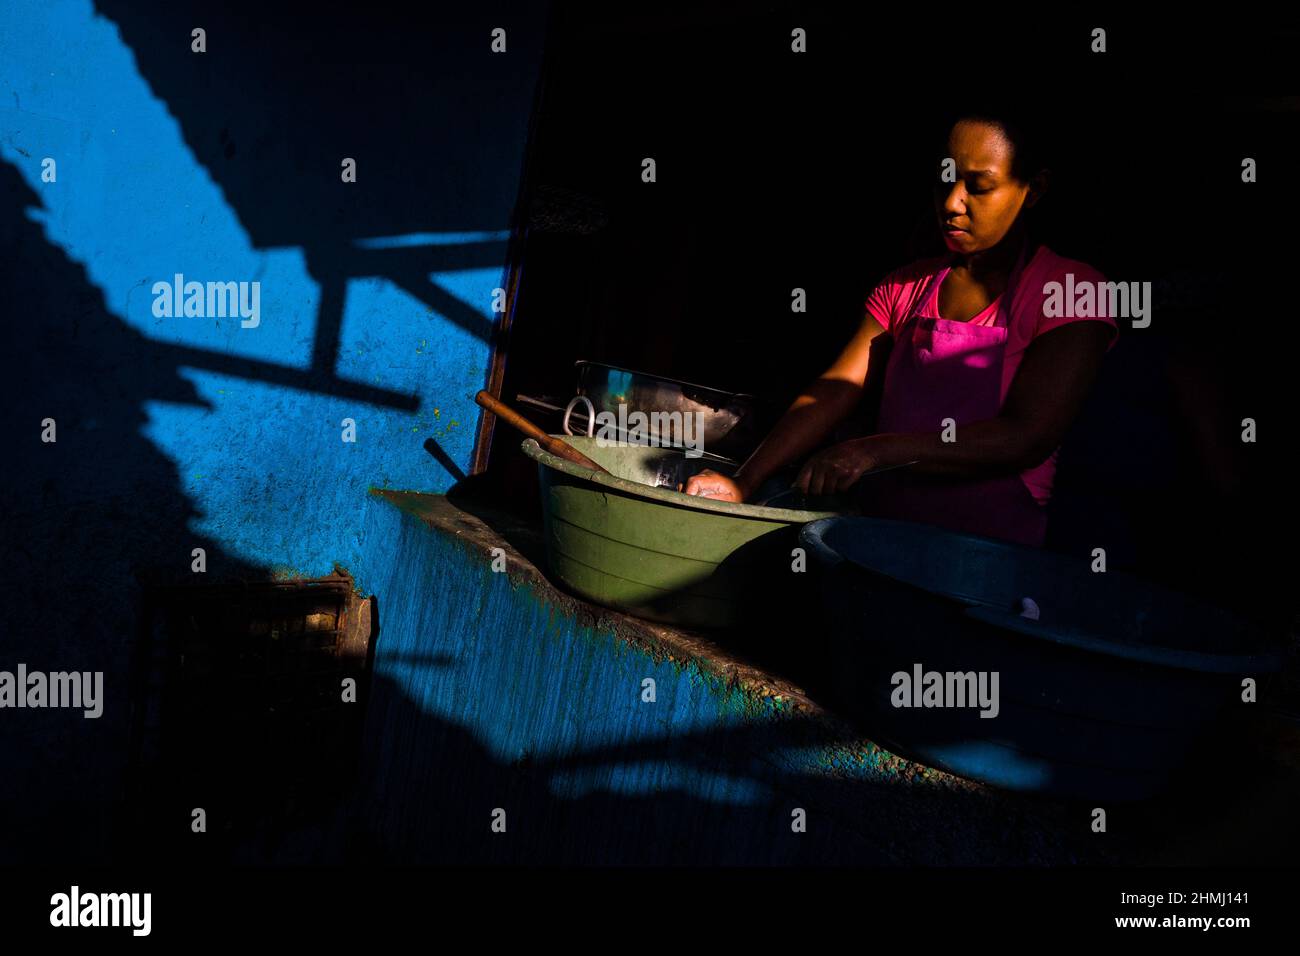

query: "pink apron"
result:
(858, 245), (1048, 547)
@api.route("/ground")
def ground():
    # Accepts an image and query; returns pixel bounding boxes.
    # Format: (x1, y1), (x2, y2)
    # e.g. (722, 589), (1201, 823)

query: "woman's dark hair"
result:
(938, 99), (1059, 184)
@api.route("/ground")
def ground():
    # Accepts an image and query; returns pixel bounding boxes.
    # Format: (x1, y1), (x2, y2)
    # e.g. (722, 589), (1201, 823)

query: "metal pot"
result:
(568, 360), (765, 460)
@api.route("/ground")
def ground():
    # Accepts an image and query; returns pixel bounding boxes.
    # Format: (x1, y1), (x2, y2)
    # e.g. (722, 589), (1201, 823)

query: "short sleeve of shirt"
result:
(864, 257), (947, 333)
(864, 273), (900, 331)
(1022, 254), (1121, 351)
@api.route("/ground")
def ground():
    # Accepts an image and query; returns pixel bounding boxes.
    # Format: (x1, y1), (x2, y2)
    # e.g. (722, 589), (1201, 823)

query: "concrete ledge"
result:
(355, 487), (1300, 865)
(371, 488), (928, 766)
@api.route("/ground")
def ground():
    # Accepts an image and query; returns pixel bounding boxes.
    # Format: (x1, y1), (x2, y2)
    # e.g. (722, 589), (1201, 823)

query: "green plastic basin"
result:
(523, 436), (842, 628)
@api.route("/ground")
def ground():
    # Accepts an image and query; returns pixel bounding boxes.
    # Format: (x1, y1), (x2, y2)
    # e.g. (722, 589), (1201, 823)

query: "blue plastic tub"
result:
(800, 516), (1283, 801)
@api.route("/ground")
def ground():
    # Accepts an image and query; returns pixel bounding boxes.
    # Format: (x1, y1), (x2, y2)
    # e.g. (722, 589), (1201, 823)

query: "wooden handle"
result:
(475, 390), (609, 473)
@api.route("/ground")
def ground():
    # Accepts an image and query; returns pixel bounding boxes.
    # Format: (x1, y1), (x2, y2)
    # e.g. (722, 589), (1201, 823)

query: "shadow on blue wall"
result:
(1, 158), (267, 860)
(185, 662), (1296, 866)
(3, 0), (542, 580)
(0, 0), (543, 862)
(93, 0), (533, 354)
(123, 662), (1091, 867)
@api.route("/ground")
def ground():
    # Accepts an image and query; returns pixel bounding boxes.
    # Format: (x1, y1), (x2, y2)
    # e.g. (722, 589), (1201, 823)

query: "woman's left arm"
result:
(796, 321), (1113, 493)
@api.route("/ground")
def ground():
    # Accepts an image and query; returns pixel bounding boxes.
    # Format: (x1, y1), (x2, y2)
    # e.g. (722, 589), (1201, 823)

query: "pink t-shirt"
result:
(863, 244), (1119, 506)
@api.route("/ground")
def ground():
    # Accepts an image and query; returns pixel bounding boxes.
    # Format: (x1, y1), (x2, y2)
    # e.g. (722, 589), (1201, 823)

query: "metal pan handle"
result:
(562, 395), (596, 437)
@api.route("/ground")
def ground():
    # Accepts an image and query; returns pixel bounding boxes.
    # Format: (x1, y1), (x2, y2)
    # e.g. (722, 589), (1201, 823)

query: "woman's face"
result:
(934, 120), (1042, 253)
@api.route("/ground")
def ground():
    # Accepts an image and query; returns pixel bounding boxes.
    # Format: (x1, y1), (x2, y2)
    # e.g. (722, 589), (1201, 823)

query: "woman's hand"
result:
(795, 438), (881, 496)
(683, 469), (747, 502)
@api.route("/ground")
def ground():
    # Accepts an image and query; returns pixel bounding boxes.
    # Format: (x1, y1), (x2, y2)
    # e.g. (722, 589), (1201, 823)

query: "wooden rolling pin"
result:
(475, 390), (610, 473)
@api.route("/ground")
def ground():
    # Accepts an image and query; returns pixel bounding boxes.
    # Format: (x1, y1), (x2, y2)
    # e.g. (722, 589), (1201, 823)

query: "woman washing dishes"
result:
(685, 106), (1118, 547)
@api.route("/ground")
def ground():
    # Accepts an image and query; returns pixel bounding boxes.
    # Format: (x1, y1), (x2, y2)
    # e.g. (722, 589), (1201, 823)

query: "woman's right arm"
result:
(685, 313), (888, 501)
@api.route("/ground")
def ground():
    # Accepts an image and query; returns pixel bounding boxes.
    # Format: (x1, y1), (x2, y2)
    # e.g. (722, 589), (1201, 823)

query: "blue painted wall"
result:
(0, 0), (545, 861)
